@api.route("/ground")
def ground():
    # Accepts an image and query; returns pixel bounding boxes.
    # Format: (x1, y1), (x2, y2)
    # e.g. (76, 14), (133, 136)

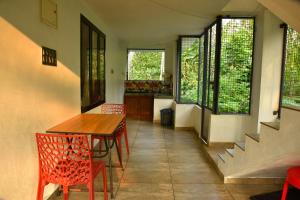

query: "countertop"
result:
(124, 92), (174, 99)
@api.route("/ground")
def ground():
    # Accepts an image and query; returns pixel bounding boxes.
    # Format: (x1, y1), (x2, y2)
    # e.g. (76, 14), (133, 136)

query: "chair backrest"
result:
(36, 133), (92, 186)
(100, 103), (126, 115)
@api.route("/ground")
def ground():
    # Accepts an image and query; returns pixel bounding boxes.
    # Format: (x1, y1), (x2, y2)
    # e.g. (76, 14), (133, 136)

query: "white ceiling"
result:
(85, 0), (260, 46)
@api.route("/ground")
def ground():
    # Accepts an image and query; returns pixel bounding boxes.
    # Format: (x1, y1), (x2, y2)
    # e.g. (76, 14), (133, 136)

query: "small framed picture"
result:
(41, 0), (57, 29)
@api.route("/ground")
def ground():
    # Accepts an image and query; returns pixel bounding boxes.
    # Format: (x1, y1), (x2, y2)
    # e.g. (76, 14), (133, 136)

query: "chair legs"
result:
(102, 166), (108, 200)
(281, 181), (289, 200)
(36, 177), (46, 200)
(124, 126), (130, 155)
(63, 186), (69, 200)
(88, 182), (95, 200)
(117, 136), (122, 163)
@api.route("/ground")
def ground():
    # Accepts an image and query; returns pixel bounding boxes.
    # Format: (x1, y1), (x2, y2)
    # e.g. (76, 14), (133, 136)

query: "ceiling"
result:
(85, 0), (260, 47)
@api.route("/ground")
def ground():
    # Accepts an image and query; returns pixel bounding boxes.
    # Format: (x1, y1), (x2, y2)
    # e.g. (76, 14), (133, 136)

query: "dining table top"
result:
(46, 113), (125, 136)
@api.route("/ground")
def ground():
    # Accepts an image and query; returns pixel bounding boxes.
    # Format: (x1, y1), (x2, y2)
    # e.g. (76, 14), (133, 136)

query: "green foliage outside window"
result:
(128, 50), (164, 80)
(180, 38), (199, 103)
(218, 19), (254, 113)
(283, 27), (300, 108)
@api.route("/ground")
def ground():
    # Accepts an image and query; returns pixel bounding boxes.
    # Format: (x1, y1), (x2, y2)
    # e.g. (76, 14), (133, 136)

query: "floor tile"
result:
(173, 184), (233, 200)
(52, 120), (281, 200)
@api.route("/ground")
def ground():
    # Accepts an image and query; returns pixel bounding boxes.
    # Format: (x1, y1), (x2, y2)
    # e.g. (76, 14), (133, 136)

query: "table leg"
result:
(113, 134), (123, 169)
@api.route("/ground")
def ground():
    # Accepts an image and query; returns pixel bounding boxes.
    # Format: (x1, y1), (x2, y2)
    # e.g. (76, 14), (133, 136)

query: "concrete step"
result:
(218, 153), (226, 163)
(261, 121), (280, 130)
(226, 148), (234, 157)
(235, 142), (245, 151)
(246, 133), (260, 142)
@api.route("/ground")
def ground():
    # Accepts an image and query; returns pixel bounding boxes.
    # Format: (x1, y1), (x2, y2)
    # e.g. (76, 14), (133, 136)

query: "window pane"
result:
(180, 37), (200, 103)
(81, 22), (90, 108)
(198, 36), (205, 105)
(218, 18), (254, 113)
(128, 50), (164, 80)
(80, 16), (105, 112)
(283, 27), (300, 108)
(91, 31), (100, 102)
(99, 36), (105, 102)
(207, 24), (217, 109)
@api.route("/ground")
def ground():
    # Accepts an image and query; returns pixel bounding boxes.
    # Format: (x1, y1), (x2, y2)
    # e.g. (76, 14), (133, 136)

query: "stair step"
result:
(235, 142), (245, 151)
(246, 133), (260, 142)
(226, 148), (234, 157)
(218, 153), (226, 163)
(261, 121), (280, 130)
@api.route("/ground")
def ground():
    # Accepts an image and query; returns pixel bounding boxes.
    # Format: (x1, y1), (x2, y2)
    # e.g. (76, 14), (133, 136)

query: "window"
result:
(80, 15), (105, 113)
(206, 24), (217, 110)
(176, 16), (255, 114)
(218, 18), (255, 113)
(281, 26), (300, 109)
(177, 36), (200, 103)
(127, 49), (165, 80)
(197, 35), (205, 105)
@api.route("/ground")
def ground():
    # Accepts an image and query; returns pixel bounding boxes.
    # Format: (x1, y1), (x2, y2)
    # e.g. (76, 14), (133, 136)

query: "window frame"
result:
(126, 48), (166, 81)
(80, 15), (106, 113)
(278, 24), (300, 117)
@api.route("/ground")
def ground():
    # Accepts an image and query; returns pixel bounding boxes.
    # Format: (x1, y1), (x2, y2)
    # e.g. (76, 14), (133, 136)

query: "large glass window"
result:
(80, 15), (106, 112)
(127, 49), (165, 80)
(281, 26), (300, 108)
(218, 18), (254, 113)
(206, 24), (217, 109)
(197, 35), (205, 105)
(178, 36), (200, 103)
(176, 16), (255, 114)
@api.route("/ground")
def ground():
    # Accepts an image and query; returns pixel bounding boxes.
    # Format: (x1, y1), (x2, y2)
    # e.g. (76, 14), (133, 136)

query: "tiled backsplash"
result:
(124, 80), (172, 95)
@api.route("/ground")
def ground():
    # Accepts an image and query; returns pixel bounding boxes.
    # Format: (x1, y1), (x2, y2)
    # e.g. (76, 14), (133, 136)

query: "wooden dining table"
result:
(47, 113), (125, 199)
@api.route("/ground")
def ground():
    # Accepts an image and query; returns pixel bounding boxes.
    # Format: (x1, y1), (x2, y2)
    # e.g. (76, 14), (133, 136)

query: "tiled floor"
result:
(52, 120), (281, 200)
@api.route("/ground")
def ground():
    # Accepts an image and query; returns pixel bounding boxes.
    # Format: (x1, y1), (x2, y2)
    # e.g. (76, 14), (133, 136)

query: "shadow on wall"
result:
(0, 16), (80, 200)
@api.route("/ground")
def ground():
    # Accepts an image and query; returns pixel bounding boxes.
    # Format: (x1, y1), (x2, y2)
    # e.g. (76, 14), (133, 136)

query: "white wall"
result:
(209, 114), (252, 143)
(193, 105), (202, 136)
(0, 0), (125, 199)
(257, 11), (283, 124)
(173, 103), (194, 128)
(258, 0), (300, 33)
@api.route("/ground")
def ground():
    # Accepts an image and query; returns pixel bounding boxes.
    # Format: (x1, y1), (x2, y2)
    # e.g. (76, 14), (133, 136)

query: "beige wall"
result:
(173, 103), (194, 128)
(0, 0), (125, 199)
(193, 105), (202, 136)
(209, 114), (252, 143)
(247, 9), (283, 133)
(258, 0), (300, 33)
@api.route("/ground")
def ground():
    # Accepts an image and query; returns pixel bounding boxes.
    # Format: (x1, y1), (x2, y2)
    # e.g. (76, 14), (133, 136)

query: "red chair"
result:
(36, 133), (108, 200)
(91, 104), (130, 163)
(281, 166), (300, 200)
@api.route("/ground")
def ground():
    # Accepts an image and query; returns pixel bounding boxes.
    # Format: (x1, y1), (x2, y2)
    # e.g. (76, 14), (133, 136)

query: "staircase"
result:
(217, 107), (300, 183)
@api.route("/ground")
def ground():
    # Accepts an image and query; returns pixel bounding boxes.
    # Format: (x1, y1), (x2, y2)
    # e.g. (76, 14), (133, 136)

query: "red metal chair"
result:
(36, 133), (108, 200)
(91, 104), (130, 163)
(281, 166), (300, 200)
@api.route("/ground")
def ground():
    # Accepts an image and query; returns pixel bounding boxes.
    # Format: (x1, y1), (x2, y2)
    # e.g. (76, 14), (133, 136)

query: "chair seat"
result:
(47, 159), (105, 186)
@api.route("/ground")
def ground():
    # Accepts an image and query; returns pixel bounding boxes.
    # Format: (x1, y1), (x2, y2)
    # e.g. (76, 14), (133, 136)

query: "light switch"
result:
(41, 0), (57, 29)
